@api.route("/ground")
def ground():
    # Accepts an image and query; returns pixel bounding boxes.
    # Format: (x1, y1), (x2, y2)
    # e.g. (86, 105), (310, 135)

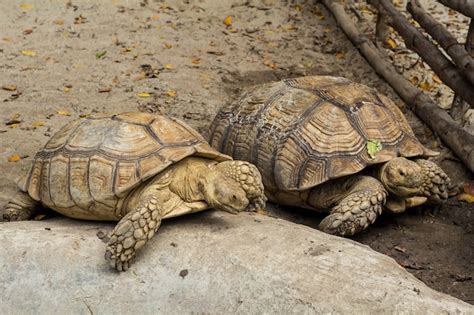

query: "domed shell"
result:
(22, 112), (231, 215)
(210, 76), (436, 191)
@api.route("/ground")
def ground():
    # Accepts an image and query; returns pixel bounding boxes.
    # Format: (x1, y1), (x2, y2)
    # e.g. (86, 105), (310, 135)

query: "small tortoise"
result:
(210, 76), (450, 236)
(2, 112), (266, 271)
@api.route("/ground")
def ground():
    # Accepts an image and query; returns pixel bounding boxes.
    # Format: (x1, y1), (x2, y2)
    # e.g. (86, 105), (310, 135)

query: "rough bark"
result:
(451, 20), (474, 122)
(322, 0), (474, 172)
(408, 0), (474, 85)
(368, 0), (474, 109)
(438, 0), (474, 17)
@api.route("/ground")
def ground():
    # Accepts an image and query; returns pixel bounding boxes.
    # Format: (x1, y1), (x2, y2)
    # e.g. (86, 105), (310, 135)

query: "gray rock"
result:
(0, 212), (472, 314)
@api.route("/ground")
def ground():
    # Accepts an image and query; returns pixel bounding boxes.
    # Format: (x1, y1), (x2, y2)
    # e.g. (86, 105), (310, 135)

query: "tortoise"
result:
(2, 112), (266, 271)
(210, 75), (450, 236)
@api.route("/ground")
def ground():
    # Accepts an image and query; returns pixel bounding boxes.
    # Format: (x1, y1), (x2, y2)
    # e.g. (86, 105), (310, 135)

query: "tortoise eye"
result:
(398, 170), (405, 176)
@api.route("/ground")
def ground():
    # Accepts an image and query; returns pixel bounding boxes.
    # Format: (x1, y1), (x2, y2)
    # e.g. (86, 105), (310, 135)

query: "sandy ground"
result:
(0, 0), (472, 303)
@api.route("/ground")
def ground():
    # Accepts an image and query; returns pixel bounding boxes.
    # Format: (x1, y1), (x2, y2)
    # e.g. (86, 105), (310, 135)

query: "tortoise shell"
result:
(210, 76), (436, 191)
(22, 112), (231, 217)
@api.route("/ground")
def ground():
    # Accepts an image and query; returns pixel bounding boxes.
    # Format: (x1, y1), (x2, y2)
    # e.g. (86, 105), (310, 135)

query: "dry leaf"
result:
(191, 57), (201, 65)
(166, 90), (177, 97)
(432, 74), (442, 84)
(137, 92), (151, 98)
(164, 64), (173, 70)
(335, 51), (345, 60)
(9, 124), (18, 129)
(386, 38), (397, 49)
(224, 15), (232, 26)
(463, 181), (474, 195)
(21, 50), (36, 56)
(263, 59), (276, 69)
(32, 121), (45, 127)
(2, 84), (17, 91)
(63, 87), (71, 92)
(23, 29), (33, 35)
(8, 154), (21, 162)
(56, 109), (71, 116)
(419, 81), (431, 91)
(164, 43), (172, 49)
(458, 193), (474, 203)
(53, 19), (64, 25)
(19, 4), (33, 10)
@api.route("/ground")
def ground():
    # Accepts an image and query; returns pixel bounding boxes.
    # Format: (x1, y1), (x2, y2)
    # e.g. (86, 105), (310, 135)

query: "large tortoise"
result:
(2, 112), (266, 271)
(210, 76), (450, 236)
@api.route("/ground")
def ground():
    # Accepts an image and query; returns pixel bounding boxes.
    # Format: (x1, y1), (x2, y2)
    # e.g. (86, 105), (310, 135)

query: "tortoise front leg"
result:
(415, 159), (450, 202)
(1, 191), (39, 221)
(309, 176), (387, 236)
(105, 195), (162, 271)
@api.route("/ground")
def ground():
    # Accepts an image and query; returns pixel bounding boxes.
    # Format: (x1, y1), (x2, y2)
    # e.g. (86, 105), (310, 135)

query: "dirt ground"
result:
(1, 0), (472, 304)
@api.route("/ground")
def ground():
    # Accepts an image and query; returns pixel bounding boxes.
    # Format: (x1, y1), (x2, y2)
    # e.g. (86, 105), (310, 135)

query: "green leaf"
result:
(95, 50), (107, 59)
(367, 140), (382, 159)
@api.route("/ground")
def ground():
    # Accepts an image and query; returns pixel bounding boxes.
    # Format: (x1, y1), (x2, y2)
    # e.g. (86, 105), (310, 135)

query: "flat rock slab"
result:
(0, 212), (472, 314)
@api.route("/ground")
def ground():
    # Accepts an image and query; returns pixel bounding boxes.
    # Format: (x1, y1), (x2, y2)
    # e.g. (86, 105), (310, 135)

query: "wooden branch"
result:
(408, 0), (474, 85)
(368, 0), (474, 109)
(437, 0), (474, 18)
(451, 20), (474, 122)
(322, 0), (474, 172)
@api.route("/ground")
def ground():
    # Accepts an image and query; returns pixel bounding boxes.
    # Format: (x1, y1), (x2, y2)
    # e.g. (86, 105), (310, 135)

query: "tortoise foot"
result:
(416, 159), (451, 202)
(319, 190), (387, 236)
(105, 196), (162, 271)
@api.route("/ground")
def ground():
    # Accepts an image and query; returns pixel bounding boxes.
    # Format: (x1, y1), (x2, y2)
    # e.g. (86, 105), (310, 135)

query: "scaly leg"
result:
(311, 176), (387, 236)
(415, 159), (450, 202)
(105, 195), (162, 271)
(1, 191), (39, 221)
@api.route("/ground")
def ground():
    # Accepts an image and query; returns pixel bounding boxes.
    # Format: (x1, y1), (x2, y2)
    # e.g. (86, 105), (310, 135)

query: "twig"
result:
(438, 0), (474, 18)
(322, 0), (474, 172)
(408, 0), (474, 85)
(368, 0), (474, 108)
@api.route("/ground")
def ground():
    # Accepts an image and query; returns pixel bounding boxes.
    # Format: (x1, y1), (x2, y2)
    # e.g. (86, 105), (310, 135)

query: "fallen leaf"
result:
(191, 57), (201, 65)
(166, 90), (177, 97)
(21, 50), (36, 56)
(56, 109), (71, 116)
(386, 38), (397, 49)
(32, 121), (45, 127)
(2, 84), (17, 91)
(335, 51), (345, 60)
(98, 87), (112, 93)
(137, 92), (151, 98)
(9, 124), (18, 129)
(419, 81), (431, 91)
(95, 50), (107, 59)
(432, 74), (442, 84)
(164, 64), (173, 70)
(458, 193), (474, 203)
(223, 15), (232, 27)
(63, 87), (71, 92)
(367, 139), (382, 159)
(8, 154), (21, 162)
(463, 181), (474, 195)
(23, 29), (33, 35)
(163, 43), (172, 49)
(53, 19), (64, 25)
(19, 4), (33, 10)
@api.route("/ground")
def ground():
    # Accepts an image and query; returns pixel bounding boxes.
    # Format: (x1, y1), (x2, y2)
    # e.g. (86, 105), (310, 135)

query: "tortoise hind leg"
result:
(1, 191), (39, 221)
(105, 195), (163, 272)
(309, 176), (387, 236)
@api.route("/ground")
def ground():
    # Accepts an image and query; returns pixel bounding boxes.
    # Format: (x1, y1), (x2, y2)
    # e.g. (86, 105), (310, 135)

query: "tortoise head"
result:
(203, 160), (266, 213)
(379, 157), (423, 198)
